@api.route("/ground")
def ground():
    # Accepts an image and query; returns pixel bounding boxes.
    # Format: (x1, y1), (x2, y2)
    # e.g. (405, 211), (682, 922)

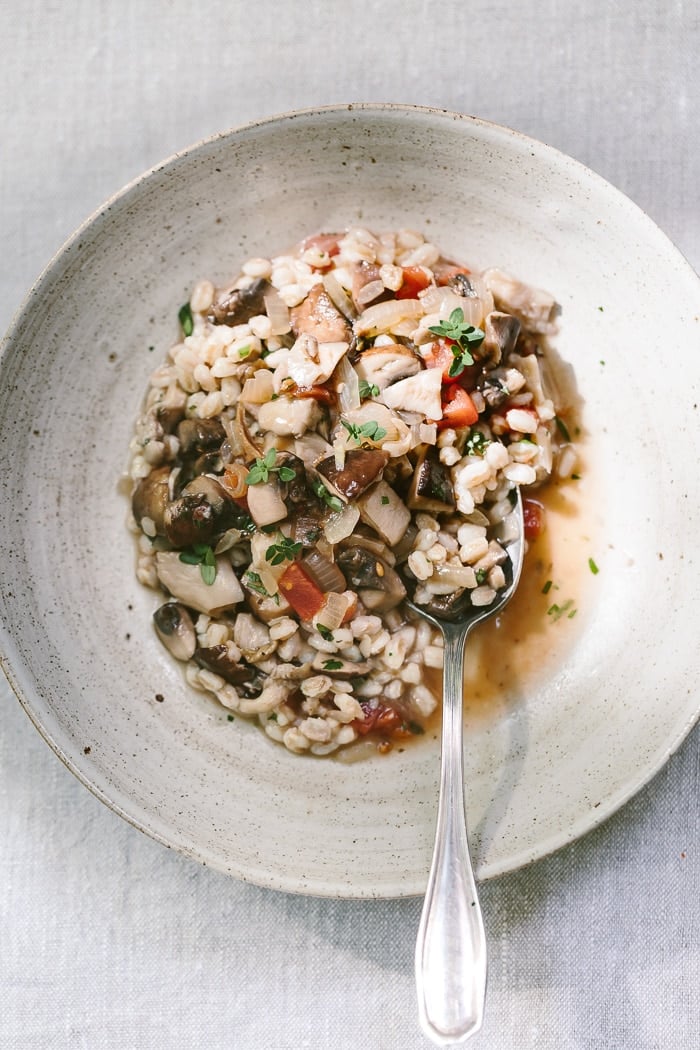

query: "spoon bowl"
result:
(410, 490), (525, 1045)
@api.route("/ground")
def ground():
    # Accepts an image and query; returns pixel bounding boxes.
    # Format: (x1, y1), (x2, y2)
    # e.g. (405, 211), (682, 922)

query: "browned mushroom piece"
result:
(315, 449), (390, 501)
(478, 311), (521, 367)
(406, 446), (456, 514)
(153, 602), (197, 661)
(131, 465), (171, 535)
(207, 278), (271, 326)
(290, 284), (352, 343)
(336, 545), (406, 613)
(194, 644), (261, 687)
(176, 417), (225, 456)
(164, 475), (238, 547)
(155, 403), (186, 434)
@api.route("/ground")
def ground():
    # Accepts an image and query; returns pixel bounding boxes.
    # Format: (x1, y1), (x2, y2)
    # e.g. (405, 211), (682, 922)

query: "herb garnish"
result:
(588, 557), (599, 575)
(323, 659), (343, 670)
(245, 571), (271, 597)
(178, 302), (194, 337)
(265, 536), (302, 566)
(542, 579), (553, 594)
(428, 307), (485, 378)
(464, 429), (490, 457)
(317, 624), (334, 641)
(381, 495), (390, 505)
(555, 415), (571, 442)
(358, 379), (380, 399)
(475, 568), (488, 585)
(245, 448), (296, 486)
(547, 599), (576, 622)
(311, 477), (344, 513)
(179, 543), (217, 585)
(340, 419), (387, 445)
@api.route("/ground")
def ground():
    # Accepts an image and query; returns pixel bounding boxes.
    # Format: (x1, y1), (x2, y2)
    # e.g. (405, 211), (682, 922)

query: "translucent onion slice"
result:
(263, 287), (291, 335)
(322, 272), (357, 320)
(354, 298), (424, 336)
(335, 354), (361, 415)
(323, 504), (360, 544)
(302, 549), (347, 593)
(315, 591), (351, 631)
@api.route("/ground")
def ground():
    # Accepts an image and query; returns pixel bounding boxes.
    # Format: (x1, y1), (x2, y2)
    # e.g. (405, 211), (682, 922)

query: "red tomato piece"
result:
(435, 264), (472, 286)
(396, 265), (432, 299)
(278, 562), (325, 620)
(353, 702), (404, 737)
(438, 385), (479, 429)
(300, 233), (341, 259)
(522, 498), (546, 540)
(423, 338), (461, 384)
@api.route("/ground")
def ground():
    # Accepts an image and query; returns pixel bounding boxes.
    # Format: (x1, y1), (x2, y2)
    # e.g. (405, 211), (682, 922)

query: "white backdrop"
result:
(1, 2), (698, 1048)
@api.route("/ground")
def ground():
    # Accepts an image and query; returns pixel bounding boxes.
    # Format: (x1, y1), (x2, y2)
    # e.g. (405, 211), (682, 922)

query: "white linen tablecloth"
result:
(1, 2), (698, 1047)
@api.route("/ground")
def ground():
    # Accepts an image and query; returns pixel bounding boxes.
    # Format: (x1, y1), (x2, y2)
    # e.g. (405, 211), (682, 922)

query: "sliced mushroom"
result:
(419, 588), (472, 622)
(482, 268), (558, 334)
(257, 396), (321, 438)
(355, 480), (411, 547)
(207, 277), (270, 326)
(380, 366), (443, 420)
(310, 654), (371, 677)
(354, 343), (421, 391)
(194, 644), (260, 687)
(336, 545), (406, 613)
(132, 465), (171, 535)
(315, 449), (389, 500)
(246, 478), (288, 527)
(153, 602), (197, 661)
(407, 446), (456, 513)
(176, 417), (225, 456)
(164, 475), (237, 548)
(447, 272), (477, 298)
(155, 551), (244, 615)
(478, 311), (521, 367)
(290, 283), (351, 343)
(155, 403), (186, 435)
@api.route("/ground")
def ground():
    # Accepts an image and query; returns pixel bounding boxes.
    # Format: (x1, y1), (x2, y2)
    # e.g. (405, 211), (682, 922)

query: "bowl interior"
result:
(1, 105), (699, 897)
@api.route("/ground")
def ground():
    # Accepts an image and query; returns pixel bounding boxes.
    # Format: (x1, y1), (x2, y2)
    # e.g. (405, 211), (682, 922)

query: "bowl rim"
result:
(2, 101), (700, 897)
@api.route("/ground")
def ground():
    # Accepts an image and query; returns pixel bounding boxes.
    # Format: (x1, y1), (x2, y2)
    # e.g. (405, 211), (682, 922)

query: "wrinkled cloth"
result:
(1, 2), (698, 1048)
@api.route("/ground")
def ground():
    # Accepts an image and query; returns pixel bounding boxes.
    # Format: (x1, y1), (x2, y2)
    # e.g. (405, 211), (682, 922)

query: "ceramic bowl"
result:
(1, 104), (699, 897)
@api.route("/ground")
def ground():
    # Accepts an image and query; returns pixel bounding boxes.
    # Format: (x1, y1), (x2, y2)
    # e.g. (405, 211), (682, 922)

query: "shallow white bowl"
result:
(1, 104), (699, 897)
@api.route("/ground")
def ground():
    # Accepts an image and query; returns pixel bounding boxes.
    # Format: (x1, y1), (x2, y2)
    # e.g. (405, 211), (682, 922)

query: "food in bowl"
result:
(127, 226), (576, 756)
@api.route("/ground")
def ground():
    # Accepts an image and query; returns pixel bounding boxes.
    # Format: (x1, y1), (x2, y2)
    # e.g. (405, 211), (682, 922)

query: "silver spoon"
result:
(410, 490), (525, 1045)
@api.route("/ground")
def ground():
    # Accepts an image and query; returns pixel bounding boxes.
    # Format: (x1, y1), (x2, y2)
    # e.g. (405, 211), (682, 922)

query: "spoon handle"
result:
(415, 624), (486, 1045)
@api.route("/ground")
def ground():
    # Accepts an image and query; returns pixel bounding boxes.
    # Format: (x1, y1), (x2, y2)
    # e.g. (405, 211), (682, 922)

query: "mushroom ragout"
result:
(127, 228), (576, 757)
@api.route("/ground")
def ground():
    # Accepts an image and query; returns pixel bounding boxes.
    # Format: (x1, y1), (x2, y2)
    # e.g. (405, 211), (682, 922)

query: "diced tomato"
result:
(278, 562), (325, 620)
(523, 498), (546, 540)
(396, 265), (432, 299)
(300, 233), (341, 261)
(423, 338), (461, 384)
(435, 264), (472, 287)
(437, 385), (479, 430)
(353, 702), (404, 737)
(294, 383), (335, 404)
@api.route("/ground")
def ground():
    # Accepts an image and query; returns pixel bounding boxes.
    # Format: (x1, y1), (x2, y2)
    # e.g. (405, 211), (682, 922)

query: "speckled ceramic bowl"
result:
(1, 104), (699, 897)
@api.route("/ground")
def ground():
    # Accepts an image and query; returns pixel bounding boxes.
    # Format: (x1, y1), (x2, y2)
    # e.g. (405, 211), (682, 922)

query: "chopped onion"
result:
(335, 354), (361, 414)
(354, 298), (424, 336)
(355, 279), (385, 307)
(315, 591), (351, 631)
(240, 368), (274, 404)
(322, 272), (357, 320)
(323, 504), (360, 544)
(303, 550), (347, 593)
(263, 287), (291, 335)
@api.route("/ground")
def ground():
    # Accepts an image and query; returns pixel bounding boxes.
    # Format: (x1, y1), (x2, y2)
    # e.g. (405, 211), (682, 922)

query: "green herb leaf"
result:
(428, 307), (485, 378)
(311, 478), (344, 512)
(265, 536), (302, 566)
(555, 415), (571, 442)
(588, 557), (599, 575)
(237, 344), (251, 359)
(381, 495), (390, 505)
(245, 447), (289, 485)
(317, 624), (334, 641)
(547, 598), (575, 622)
(341, 418), (387, 446)
(245, 571), (271, 597)
(322, 659), (343, 670)
(178, 302), (194, 337)
(277, 466), (297, 482)
(464, 429), (490, 457)
(475, 568), (488, 585)
(542, 579), (553, 594)
(358, 379), (380, 399)
(178, 543), (217, 585)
